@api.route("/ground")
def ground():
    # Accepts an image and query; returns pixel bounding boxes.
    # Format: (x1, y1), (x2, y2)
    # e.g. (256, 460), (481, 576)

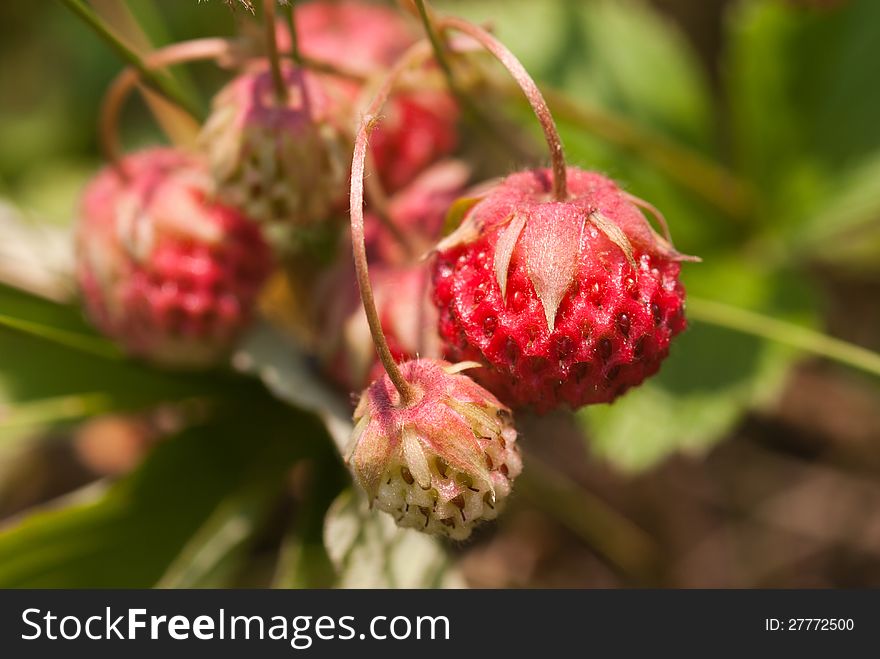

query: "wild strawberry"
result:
(77, 148), (273, 368)
(347, 359), (521, 540)
(312, 262), (440, 393)
(199, 60), (350, 242)
(432, 167), (695, 413)
(280, 0), (460, 192)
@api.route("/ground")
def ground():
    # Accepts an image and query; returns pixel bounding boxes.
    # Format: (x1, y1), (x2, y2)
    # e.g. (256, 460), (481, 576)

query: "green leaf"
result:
(235, 323), (354, 453)
(273, 450), (349, 589)
(443, 0), (714, 148)
(155, 483), (281, 589)
(0, 402), (324, 587)
(323, 488), (464, 589)
(726, 0), (880, 228)
(0, 285), (254, 422)
(793, 150), (880, 271)
(577, 261), (813, 472)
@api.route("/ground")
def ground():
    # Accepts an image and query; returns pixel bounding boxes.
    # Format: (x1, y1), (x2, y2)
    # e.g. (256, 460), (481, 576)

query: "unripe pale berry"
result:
(77, 148), (272, 368)
(347, 359), (521, 541)
(199, 60), (350, 239)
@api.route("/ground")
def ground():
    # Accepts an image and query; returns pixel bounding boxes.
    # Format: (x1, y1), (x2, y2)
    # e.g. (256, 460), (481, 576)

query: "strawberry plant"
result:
(0, 0), (878, 587)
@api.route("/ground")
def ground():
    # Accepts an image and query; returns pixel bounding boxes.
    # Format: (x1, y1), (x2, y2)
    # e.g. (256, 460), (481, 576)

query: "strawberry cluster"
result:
(76, 1), (696, 540)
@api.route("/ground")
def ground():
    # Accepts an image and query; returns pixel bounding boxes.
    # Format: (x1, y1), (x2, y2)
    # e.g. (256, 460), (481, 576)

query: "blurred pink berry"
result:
(280, 0), (460, 192)
(365, 159), (471, 263)
(313, 262), (440, 393)
(77, 148), (273, 368)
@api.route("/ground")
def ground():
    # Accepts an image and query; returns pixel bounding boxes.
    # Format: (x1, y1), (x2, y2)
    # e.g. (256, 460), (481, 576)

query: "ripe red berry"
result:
(432, 167), (695, 413)
(77, 148), (273, 368)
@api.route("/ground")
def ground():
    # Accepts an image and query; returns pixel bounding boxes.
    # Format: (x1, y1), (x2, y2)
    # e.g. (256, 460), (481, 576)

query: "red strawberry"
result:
(77, 148), (273, 368)
(348, 358), (522, 540)
(432, 167), (696, 413)
(279, 0), (460, 192)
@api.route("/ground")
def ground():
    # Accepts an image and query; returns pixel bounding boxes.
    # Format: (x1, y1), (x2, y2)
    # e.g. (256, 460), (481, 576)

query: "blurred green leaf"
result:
(443, 0), (713, 147)
(323, 488), (464, 589)
(794, 150), (880, 271)
(0, 402), (325, 587)
(577, 261), (814, 471)
(726, 0), (880, 229)
(0, 392), (114, 447)
(235, 323), (354, 453)
(273, 451), (349, 589)
(156, 482), (281, 588)
(0, 285), (257, 423)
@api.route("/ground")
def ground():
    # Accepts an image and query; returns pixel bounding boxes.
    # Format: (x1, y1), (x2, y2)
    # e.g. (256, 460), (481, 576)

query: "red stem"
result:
(349, 41), (432, 405)
(438, 16), (568, 200)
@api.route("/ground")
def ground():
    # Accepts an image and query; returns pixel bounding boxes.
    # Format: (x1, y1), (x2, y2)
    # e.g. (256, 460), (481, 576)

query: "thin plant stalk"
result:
(263, 0), (289, 104)
(349, 41), (434, 406)
(438, 16), (568, 200)
(688, 297), (880, 378)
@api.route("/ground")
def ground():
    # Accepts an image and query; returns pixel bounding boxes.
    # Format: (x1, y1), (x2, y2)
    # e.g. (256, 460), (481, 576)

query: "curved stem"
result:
(58, 0), (201, 119)
(350, 41), (433, 405)
(438, 16), (568, 200)
(412, 2), (535, 166)
(688, 297), (880, 379)
(263, 0), (288, 104)
(99, 38), (235, 172)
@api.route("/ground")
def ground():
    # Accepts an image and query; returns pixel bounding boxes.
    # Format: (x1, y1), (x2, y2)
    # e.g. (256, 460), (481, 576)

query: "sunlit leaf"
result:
(323, 487), (464, 589)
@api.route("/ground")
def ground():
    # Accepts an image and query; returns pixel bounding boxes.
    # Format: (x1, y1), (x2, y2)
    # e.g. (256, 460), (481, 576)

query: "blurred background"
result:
(1, 0), (879, 588)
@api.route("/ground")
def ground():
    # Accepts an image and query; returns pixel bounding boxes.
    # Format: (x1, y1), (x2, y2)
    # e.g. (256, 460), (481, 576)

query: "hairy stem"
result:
(99, 38), (235, 171)
(438, 16), (568, 200)
(58, 0), (201, 118)
(349, 41), (433, 405)
(263, 0), (288, 104)
(688, 297), (880, 378)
